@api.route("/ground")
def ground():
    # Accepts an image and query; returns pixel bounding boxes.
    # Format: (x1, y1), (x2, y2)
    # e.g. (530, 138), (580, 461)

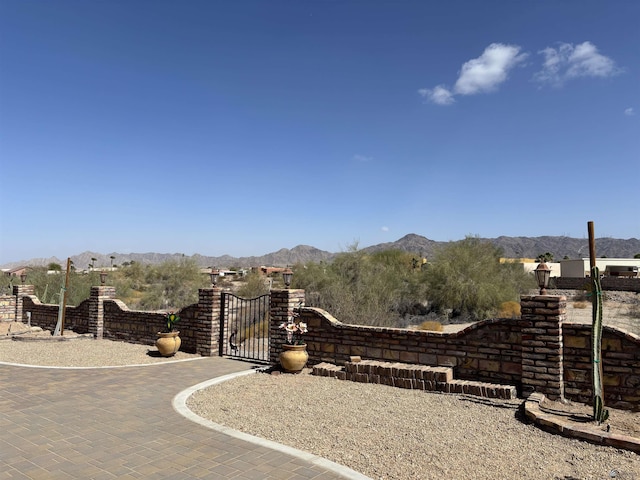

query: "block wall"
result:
(296, 307), (525, 388)
(102, 300), (201, 353)
(0, 295), (16, 321)
(563, 324), (640, 411)
(13, 284), (220, 355)
(556, 277), (640, 292)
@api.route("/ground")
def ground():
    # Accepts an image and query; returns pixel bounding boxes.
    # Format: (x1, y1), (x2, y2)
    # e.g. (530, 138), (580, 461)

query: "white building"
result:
(523, 262), (561, 277)
(560, 258), (640, 278)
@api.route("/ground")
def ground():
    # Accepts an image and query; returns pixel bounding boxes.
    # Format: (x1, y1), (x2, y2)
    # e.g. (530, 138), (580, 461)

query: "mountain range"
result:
(2, 234), (639, 270)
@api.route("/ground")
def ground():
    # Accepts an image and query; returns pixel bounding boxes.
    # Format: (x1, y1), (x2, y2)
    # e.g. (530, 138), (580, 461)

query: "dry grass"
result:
(417, 320), (443, 332)
(498, 301), (521, 318)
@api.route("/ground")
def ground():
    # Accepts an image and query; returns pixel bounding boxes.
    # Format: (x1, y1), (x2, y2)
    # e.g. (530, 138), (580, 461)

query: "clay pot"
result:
(279, 343), (308, 373)
(156, 331), (181, 357)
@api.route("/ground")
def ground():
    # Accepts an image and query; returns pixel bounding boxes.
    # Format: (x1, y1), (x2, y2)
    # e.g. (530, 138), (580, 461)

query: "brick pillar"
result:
(197, 287), (222, 356)
(13, 284), (35, 322)
(520, 295), (566, 401)
(88, 286), (116, 339)
(269, 289), (306, 365)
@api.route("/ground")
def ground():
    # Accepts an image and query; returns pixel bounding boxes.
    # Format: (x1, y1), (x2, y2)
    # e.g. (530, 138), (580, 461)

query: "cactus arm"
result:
(591, 266), (609, 424)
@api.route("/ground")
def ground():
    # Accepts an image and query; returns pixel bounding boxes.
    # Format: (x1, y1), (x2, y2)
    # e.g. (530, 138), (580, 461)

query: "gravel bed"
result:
(0, 338), (201, 367)
(188, 371), (640, 480)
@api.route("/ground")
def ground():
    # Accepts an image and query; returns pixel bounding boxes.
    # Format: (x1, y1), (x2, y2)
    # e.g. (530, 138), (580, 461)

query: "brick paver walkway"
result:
(0, 358), (356, 479)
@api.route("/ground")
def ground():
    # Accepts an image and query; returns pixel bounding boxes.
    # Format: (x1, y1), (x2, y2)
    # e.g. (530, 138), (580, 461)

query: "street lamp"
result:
(100, 271), (108, 285)
(282, 268), (293, 288)
(534, 262), (551, 295)
(20, 272), (27, 284)
(210, 268), (220, 287)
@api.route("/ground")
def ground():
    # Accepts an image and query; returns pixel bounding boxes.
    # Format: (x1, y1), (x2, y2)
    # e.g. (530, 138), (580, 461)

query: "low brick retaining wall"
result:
(313, 359), (518, 400)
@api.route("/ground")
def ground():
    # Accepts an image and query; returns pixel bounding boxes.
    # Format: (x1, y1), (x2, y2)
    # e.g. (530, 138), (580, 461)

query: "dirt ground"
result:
(563, 296), (640, 336)
(540, 397), (640, 439)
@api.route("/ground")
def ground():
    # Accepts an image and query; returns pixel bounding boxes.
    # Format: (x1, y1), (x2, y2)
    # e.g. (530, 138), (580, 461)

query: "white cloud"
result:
(353, 154), (372, 163)
(453, 43), (528, 95)
(381, 226), (389, 232)
(534, 41), (619, 86)
(418, 85), (455, 105)
(418, 43), (526, 106)
(624, 107), (635, 116)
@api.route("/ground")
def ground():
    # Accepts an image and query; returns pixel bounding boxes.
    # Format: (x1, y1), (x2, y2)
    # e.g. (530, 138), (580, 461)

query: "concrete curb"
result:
(173, 368), (373, 480)
(525, 393), (640, 453)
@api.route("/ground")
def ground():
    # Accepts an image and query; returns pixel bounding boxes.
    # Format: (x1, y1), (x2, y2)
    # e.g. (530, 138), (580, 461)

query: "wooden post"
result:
(588, 221), (596, 269)
(60, 257), (71, 335)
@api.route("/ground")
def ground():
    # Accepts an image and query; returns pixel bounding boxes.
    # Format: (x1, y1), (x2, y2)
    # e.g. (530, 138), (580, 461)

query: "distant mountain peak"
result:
(2, 234), (638, 270)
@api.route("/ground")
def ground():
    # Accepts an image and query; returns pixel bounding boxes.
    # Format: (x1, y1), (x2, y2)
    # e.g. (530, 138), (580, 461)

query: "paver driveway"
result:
(0, 357), (353, 479)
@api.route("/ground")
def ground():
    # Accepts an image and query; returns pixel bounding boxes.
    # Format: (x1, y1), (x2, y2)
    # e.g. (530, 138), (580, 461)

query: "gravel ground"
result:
(188, 371), (640, 480)
(0, 337), (201, 366)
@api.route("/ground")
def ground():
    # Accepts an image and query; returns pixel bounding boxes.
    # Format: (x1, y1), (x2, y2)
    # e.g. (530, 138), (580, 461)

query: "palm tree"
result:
(91, 257), (97, 270)
(110, 255), (115, 268)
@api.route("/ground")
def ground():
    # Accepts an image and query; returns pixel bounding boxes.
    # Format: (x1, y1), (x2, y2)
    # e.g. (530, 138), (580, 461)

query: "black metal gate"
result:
(220, 292), (270, 362)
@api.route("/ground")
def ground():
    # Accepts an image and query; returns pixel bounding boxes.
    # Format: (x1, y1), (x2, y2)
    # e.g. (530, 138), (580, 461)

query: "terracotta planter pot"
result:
(279, 343), (308, 373)
(156, 331), (181, 357)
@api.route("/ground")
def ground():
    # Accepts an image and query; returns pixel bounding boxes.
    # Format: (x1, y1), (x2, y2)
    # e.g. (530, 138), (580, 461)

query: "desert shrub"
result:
(13, 267), (100, 306)
(293, 248), (429, 327)
(573, 301), (589, 309)
(498, 301), (521, 318)
(137, 258), (209, 310)
(236, 271), (270, 298)
(425, 236), (535, 321)
(417, 320), (443, 332)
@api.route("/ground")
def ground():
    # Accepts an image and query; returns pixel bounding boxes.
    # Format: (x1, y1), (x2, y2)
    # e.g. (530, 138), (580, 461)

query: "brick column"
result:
(13, 284), (35, 322)
(197, 287), (222, 356)
(269, 289), (305, 365)
(88, 286), (116, 339)
(520, 295), (566, 400)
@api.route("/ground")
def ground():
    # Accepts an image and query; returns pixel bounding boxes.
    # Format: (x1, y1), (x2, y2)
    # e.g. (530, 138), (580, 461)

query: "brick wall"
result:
(8, 284), (640, 411)
(0, 294), (16, 321)
(102, 300), (200, 353)
(12, 285), (220, 356)
(563, 324), (640, 410)
(295, 307), (525, 388)
(269, 292), (639, 410)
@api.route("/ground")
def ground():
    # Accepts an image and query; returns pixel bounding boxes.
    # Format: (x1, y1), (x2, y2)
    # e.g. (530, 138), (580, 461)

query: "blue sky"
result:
(1, 1), (638, 264)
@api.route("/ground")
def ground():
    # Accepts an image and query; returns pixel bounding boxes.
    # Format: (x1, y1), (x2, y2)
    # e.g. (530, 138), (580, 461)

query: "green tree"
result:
(19, 267), (100, 306)
(537, 252), (554, 262)
(293, 248), (429, 327)
(139, 258), (207, 310)
(47, 262), (62, 271)
(236, 271), (270, 298)
(426, 236), (535, 320)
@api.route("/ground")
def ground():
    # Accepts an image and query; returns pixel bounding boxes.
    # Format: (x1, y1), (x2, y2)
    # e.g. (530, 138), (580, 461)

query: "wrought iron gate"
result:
(220, 292), (270, 362)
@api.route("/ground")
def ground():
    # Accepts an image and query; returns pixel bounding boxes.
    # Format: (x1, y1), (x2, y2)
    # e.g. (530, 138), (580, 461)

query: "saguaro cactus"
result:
(591, 266), (609, 424)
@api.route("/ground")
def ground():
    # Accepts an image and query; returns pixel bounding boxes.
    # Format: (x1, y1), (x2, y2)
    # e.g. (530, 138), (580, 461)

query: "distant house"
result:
(258, 266), (288, 276)
(2, 266), (29, 277)
(560, 258), (640, 278)
(501, 258), (561, 277)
